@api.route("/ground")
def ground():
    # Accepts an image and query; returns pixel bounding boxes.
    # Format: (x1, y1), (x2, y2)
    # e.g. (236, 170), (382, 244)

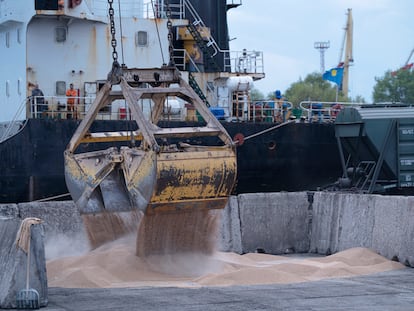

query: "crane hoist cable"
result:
(151, 0), (166, 65)
(165, 0), (175, 67)
(150, 0), (175, 66)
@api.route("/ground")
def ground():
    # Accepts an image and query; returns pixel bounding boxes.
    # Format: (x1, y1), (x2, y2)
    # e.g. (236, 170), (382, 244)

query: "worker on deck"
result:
(31, 84), (46, 118)
(66, 83), (77, 119)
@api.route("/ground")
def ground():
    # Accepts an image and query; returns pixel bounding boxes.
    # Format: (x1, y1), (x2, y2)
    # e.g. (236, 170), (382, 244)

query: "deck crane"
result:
(337, 8), (354, 97)
(404, 48), (414, 67)
(392, 47), (414, 75)
(391, 48), (414, 76)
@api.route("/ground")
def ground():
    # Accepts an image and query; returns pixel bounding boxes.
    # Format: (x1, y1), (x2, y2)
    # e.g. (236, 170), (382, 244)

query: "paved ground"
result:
(43, 268), (414, 311)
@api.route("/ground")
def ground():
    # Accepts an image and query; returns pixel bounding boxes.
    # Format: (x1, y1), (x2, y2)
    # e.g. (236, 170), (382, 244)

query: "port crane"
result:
(392, 47), (414, 75)
(337, 8), (354, 97)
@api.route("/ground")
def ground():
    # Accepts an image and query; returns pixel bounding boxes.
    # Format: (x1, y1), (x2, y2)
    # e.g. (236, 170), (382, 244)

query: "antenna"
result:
(314, 41), (330, 73)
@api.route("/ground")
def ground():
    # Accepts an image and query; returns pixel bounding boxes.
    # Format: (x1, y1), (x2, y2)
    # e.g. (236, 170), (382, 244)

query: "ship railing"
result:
(143, 0), (185, 19)
(227, 50), (264, 75)
(28, 95), (189, 122)
(299, 101), (364, 123)
(244, 100), (293, 123)
(143, 0), (263, 75)
(174, 46), (264, 76)
(227, 0), (242, 6)
(173, 48), (218, 101)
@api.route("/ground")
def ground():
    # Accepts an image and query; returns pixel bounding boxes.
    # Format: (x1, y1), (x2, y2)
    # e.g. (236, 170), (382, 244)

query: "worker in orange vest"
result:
(66, 83), (77, 119)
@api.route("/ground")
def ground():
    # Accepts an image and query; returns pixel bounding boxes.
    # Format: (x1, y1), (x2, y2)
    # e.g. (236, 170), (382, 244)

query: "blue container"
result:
(209, 107), (225, 120)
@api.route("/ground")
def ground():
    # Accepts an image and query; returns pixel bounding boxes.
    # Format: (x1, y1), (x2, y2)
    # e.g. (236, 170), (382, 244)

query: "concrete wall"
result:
(220, 192), (413, 266)
(310, 192), (414, 266)
(1, 191), (413, 277)
(234, 192), (309, 254)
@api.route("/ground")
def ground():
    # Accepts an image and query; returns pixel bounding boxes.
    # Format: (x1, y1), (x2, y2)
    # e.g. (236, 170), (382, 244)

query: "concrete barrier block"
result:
(238, 192), (309, 254)
(0, 204), (19, 218)
(311, 192), (414, 265)
(0, 218), (48, 308)
(335, 193), (376, 251)
(18, 201), (84, 236)
(310, 192), (343, 254)
(371, 195), (414, 266)
(219, 196), (242, 254)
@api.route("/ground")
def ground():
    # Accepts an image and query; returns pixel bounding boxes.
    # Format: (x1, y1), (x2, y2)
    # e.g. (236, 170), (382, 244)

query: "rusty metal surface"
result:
(151, 149), (236, 203)
(146, 198), (229, 215)
(122, 67), (181, 84)
(64, 147), (156, 214)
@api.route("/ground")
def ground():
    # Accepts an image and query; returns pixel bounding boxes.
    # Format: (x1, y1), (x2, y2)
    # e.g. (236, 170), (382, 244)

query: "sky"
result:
(227, 0), (414, 102)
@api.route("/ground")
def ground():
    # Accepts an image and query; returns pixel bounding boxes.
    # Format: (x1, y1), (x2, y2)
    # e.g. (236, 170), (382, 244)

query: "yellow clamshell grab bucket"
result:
(64, 66), (237, 218)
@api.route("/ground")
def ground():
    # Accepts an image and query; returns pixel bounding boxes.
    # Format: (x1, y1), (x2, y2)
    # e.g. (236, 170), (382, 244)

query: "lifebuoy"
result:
(233, 133), (245, 146)
(330, 104), (343, 118)
(69, 0), (82, 8)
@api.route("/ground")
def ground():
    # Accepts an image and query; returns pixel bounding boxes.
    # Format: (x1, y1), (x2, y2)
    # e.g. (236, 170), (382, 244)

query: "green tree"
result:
(284, 72), (348, 107)
(352, 95), (366, 104)
(373, 69), (414, 103)
(250, 87), (265, 101)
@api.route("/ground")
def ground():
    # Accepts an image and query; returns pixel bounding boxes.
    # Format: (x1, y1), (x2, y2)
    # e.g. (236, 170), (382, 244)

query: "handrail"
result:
(23, 94), (189, 122)
(246, 100), (293, 123)
(141, 0), (263, 75)
(143, 0), (185, 19)
(182, 0), (263, 74)
(228, 50), (264, 74)
(173, 48), (218, 103)
(299, 101), (364, 122)
(183, 0), (220, 56)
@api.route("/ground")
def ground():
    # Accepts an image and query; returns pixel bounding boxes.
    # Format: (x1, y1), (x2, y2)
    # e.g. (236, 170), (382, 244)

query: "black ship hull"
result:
(0, 119), (341, 203)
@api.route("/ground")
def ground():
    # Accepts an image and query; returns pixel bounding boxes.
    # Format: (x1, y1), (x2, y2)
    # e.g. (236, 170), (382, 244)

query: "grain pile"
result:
(46, 239), (404, 288)
(50, 206), (404, 288)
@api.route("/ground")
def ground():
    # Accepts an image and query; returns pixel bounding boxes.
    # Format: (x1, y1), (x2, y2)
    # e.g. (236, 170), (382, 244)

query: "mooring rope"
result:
(237, 120), (296, 143)
(34, 193), (71, 202)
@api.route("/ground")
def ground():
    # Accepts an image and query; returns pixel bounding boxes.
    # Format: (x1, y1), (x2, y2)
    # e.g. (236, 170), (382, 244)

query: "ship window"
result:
(6, 80), (10, 97)
(56, 81), (66, 95)
(35, 0), (59, 10)
(17, 28), (22, 44)
(135, 31), (148, 47)
(55, 27), (67, 43)
(5, 32), (10, 48)
(17, 79), (22, 95)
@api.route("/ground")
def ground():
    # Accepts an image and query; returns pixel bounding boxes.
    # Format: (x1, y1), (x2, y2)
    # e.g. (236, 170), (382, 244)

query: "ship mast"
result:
(338, 8), (353, 97)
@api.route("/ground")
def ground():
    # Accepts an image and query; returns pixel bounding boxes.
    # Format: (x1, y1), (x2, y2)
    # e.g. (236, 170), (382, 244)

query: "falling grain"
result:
(82, 210), (142, 249)
(136, 209), (221, 257)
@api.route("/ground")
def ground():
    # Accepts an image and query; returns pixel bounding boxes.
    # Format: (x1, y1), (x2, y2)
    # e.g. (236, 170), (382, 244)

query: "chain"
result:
(165, 0), (175, 67)
(108, 0), (118, 65)
(106, 0), (123, 84)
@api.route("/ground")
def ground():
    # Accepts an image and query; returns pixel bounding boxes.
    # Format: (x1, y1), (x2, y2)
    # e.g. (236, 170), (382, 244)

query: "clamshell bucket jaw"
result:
(64, 147), (157, 214)
(64, 67), (237, 217)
